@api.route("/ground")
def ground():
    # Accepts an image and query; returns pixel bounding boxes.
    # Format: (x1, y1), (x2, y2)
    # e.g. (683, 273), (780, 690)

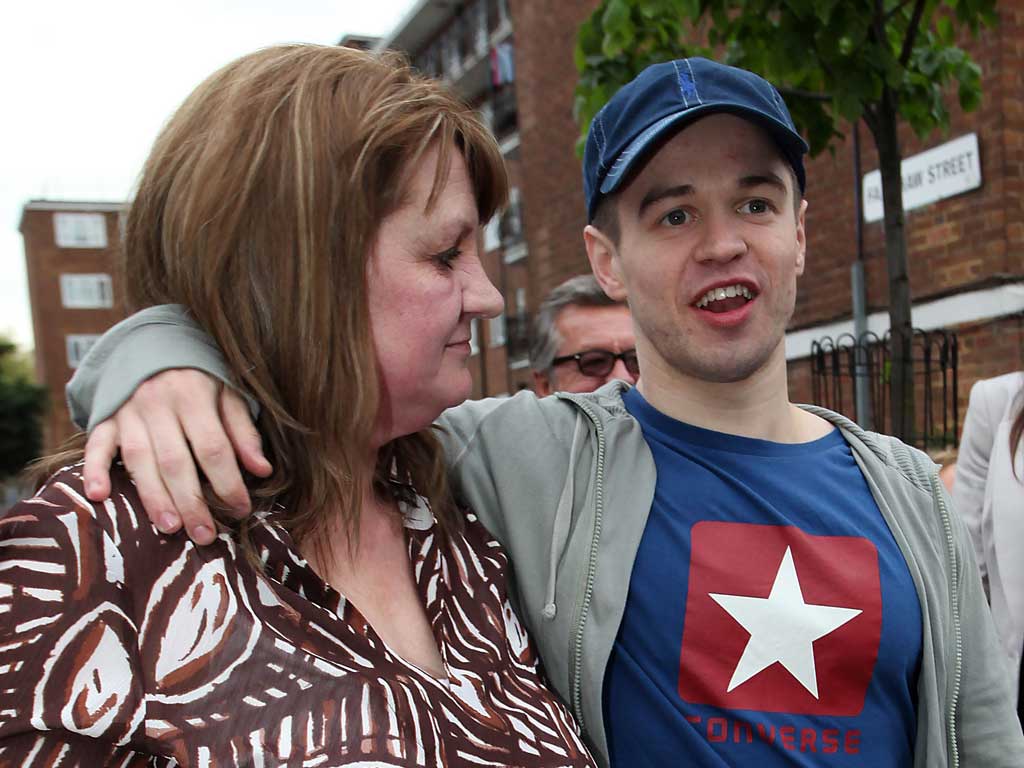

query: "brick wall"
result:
(954, 311), (1024, 414)
(508, 0), (599, 311)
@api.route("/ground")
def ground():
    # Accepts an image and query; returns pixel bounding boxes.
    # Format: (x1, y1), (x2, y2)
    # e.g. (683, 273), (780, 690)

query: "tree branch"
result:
(872, 0), (887, 49)
(899, 0), (928, 66)
(860, 102), (880, 136)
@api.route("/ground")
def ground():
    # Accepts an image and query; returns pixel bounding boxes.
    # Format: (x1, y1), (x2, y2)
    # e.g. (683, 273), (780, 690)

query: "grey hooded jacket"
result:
(68, 306), (1024, 768)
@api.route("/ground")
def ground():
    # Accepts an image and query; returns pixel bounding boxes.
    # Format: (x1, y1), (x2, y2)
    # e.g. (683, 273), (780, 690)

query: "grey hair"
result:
(529, 274), (624, 374)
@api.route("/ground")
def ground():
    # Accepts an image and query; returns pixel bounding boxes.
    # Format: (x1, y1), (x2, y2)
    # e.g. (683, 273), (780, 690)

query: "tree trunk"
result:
(870, 93), (916, 443)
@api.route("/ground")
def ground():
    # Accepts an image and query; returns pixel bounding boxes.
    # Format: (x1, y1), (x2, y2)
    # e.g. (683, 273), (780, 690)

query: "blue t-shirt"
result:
(604, 389), (922, 767)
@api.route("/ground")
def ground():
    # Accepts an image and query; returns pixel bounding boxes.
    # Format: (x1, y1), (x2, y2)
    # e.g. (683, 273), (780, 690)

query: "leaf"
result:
(601, 0), (632, 38)
(815, 0), (839, 24)
(935, 15), (954, 45)
(573, 41), (587, 72)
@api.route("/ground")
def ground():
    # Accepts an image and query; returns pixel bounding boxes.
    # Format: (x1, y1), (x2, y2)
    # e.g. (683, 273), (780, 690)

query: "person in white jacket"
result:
(954, 370), (1024, 720)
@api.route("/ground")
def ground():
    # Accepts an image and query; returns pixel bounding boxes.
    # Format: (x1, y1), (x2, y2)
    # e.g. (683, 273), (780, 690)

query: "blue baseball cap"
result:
(583, 58), (809, 221)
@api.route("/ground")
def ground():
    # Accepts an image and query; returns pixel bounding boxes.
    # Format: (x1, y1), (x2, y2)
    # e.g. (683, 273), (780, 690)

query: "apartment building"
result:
(20, 201), (126, 450)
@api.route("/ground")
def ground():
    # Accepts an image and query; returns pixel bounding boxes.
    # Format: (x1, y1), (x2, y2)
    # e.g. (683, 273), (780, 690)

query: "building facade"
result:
(380, 0), (1024, 442)
(20, 201), (126, 450)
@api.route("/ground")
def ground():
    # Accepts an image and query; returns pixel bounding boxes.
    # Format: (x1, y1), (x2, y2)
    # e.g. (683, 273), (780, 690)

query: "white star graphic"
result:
(709, 546), (862, 698)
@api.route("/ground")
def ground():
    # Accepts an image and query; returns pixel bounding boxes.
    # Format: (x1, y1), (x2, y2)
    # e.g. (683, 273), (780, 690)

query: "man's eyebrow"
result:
(739, 172), (788, 193)
(637, 184), (694, 216)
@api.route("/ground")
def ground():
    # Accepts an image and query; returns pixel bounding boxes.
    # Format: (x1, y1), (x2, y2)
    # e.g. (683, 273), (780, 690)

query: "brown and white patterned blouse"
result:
(0, 464), (596, 768)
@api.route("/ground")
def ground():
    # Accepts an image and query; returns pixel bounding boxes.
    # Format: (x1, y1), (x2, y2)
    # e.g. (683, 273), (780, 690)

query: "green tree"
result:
(575, 0), (995, 442)
(0, 338), (47, 481)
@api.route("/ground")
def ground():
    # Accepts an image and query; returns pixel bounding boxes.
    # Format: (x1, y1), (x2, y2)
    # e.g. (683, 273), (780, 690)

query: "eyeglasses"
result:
(551, 349), (640, 378)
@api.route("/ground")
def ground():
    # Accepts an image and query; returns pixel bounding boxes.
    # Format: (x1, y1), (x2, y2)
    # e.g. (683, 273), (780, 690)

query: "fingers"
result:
(78, 369), (260, 547)
(138, 401), (218, 545)
(176, 390), (253, 519)
(83, 420), (119, 501)
(115, 403), (188, 537)
(134, 372), (232, 544)
(221, 388), (272, 478)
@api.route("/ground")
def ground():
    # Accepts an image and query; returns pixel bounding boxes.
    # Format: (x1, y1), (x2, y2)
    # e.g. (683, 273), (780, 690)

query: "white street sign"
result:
(862, 133), (981, 223)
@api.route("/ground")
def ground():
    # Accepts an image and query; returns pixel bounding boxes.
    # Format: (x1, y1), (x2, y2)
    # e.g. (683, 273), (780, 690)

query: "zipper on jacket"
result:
(558, 394), (607, 735)
(932, 472), (962, 768)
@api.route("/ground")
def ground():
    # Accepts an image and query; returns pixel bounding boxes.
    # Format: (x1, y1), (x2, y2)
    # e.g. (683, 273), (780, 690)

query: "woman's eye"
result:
(740, 199), (771, 214)
(660, 209), (689, 227)
(433, 246), (461, 270)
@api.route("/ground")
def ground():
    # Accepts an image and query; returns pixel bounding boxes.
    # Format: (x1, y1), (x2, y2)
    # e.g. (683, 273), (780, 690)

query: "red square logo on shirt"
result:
(678, 522), (881, 715)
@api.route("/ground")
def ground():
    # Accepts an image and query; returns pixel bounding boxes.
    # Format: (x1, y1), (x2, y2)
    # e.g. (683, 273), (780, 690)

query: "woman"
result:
(0, 45), (595, 766)
(953, 370), (1024, 722)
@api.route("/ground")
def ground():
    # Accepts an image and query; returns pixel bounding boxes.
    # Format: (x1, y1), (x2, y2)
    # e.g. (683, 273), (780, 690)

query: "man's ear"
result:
(794, 198), (808, 276)
(532, 369), (554, 397)
(584, 224), (628, 301)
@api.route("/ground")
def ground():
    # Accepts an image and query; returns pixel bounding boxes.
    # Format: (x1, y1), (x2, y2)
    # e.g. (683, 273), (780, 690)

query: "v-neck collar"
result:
(247, 495), (451, 682)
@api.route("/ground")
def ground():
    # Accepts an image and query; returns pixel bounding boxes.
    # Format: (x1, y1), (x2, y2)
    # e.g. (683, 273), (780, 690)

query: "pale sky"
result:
(0, 0), (417, 351)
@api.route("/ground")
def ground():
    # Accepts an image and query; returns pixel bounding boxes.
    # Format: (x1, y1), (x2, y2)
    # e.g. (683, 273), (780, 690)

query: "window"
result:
(503, 242), (527, 264)
(483, 214), (501, 251)
(60, 273), (113, 309)
(515, 287), (527, 314)
(500, 187), (523, 245)
(507, 288), (530, 364)
(66, 334), (101, 368)
(488, 313), (506, 347)
(470, 318), (480, 355)
(54, 213), (108, 248)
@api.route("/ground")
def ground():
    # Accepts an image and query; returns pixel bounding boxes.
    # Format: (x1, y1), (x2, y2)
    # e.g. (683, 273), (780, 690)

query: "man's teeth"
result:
(696, 284), (753, 308)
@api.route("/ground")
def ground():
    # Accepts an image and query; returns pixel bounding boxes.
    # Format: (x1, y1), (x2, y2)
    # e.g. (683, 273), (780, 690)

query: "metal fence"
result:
(810, 328), (959, 450)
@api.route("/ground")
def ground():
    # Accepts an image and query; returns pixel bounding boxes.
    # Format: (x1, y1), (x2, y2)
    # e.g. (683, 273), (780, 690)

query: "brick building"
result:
(20, 202), (126, 451)
(381, 0), (1024, 441)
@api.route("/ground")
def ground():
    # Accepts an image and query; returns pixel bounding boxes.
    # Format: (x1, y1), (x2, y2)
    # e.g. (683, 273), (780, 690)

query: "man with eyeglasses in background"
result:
(530, 274), (638, 395)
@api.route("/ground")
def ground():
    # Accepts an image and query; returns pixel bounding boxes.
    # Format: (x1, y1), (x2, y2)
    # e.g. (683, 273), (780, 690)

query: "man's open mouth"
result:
(695, 284), (755, 314)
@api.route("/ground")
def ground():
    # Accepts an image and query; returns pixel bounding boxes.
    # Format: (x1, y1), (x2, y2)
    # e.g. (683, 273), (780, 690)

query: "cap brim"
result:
(598, 103), (809, 196)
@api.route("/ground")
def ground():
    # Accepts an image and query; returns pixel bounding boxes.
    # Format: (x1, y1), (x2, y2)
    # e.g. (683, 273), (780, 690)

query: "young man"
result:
(66, 59), (1022, 766)
(530, 274), (637, 395)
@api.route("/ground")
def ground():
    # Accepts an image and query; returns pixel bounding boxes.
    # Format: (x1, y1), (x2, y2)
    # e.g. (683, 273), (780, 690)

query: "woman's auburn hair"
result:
(114, 44), (507, 552)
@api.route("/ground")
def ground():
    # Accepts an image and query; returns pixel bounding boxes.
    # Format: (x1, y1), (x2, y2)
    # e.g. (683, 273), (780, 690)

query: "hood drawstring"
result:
(543, 412), (587, 620)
